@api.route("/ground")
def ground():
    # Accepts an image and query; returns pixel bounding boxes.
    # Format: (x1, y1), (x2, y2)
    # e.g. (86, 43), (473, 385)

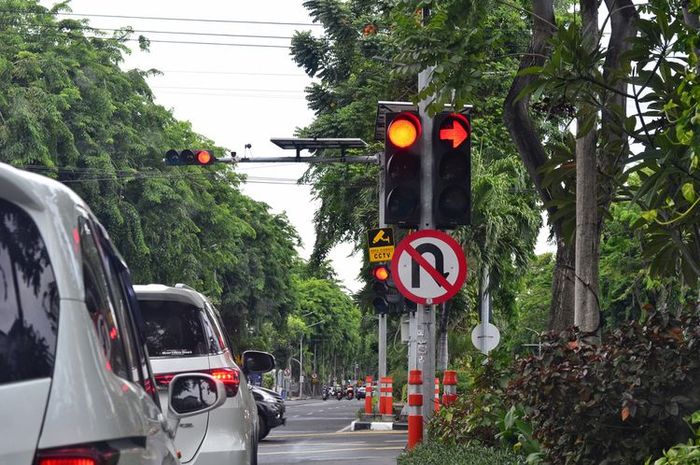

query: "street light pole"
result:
(300, 319), (326, 398)
(299, 335), (304, 397)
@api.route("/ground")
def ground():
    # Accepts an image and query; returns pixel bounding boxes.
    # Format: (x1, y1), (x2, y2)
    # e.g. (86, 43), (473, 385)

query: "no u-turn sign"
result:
(390, 230), (467, 305)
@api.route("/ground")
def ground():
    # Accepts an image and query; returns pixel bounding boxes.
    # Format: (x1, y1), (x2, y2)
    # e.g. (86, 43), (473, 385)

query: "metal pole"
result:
(378, 150), (388, 381)
(299, 335), (304, 397)
(417, 62), (437, 428)
(379, 314), (387, 379)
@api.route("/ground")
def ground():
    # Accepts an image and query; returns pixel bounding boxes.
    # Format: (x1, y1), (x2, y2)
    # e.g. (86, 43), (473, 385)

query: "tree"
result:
(0, 0), (305, 351)
(292, 0), (542, 370)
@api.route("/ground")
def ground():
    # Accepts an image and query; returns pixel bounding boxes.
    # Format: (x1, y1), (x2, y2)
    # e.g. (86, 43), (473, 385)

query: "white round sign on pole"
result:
(391, 230), (467, 305)
(471, 322), (501, 354)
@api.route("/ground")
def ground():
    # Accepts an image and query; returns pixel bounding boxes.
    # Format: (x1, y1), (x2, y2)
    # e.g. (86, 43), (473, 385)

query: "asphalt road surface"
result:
(259, 398), (406, 465)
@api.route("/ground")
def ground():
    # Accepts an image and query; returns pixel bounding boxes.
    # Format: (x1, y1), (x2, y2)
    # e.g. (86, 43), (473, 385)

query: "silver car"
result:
(134, 284), (274, 465)
(0, 162), (227, 465)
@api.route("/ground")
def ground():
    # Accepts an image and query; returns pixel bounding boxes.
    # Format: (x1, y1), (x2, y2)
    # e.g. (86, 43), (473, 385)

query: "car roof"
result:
(133, 283), (210, 309)
(0, 162), (91, 300)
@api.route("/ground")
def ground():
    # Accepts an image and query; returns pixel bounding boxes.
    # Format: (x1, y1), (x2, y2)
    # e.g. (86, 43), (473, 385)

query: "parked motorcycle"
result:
(322, 386), (330, 401)
(336, 387), (344, 400)
(346, 386), (354, 400)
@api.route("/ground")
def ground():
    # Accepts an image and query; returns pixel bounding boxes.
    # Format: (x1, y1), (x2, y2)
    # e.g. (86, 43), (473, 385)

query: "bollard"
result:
(442, 370), (458, 407)
(364, 376), (373, 414)
(434, 377), (440, 412)
(380, 377), (393, 415)
(407, 370), (423, 449)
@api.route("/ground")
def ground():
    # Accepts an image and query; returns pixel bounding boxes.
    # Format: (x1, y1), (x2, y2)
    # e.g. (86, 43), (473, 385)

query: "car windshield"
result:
(139, 299), (211, 357)
(0, 198), (60, 384)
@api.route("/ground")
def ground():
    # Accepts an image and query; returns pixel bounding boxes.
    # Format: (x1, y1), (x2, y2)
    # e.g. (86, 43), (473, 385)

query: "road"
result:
(259, 398), (406, 465)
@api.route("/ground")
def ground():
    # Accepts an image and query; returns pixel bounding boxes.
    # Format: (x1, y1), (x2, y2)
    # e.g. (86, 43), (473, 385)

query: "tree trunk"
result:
(503, 0), (575, 331)
(549, 236), (575, 331)
(437, 303), (449, 371)
(574, 0), (601, 337)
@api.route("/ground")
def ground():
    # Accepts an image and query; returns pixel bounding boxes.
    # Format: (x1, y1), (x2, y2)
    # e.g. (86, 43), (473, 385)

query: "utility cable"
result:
(0, 9), (320, 27)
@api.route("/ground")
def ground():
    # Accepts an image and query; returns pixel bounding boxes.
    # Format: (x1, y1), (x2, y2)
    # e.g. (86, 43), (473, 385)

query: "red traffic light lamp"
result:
(372, 265), (390, 281)
(433, 112), (472, 228)
(387, 112), (421, 149)
(165, 149), (217, 166)
(383, 111), (422, 227)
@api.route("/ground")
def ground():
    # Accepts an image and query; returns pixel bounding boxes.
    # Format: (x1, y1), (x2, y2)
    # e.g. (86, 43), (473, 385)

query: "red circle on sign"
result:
(390, 229), (467, 305)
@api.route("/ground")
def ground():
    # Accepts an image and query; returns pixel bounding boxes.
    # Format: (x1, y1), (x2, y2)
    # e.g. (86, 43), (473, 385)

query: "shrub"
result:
(429, 360), (509, 446)
(645, 411), (700, 465)
(509, 307), (700, 465)
(398, 442), (524, 465)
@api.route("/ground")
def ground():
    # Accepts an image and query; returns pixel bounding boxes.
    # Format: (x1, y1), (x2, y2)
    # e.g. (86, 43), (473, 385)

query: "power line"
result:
(158, 70), (305, 77)
(52, 11), (322, 27)
(154, 91), (306, 100)
(106, 37), (290, 49)
(6, 23), (295, 40)
(151, 85), (303, 93)
(96, 27), (293, 41)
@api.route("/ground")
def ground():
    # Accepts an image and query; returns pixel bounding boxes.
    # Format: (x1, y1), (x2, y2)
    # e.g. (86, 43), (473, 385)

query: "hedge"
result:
(397, 442), (524, 465)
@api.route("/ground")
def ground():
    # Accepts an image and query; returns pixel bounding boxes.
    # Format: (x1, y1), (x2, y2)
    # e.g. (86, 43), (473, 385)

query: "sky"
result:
(43, 0), (555, 292)
(43, 0), (367, 292)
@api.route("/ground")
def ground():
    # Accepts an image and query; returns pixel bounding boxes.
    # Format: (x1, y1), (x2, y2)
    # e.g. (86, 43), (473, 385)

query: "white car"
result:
(134, 284), (274, 465)
(0, 162), (227, 465)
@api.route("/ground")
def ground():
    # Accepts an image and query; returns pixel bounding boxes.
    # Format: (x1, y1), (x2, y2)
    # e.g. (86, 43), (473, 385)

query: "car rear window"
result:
(139, 299), (213, 357)
(0, 198), (60, 384)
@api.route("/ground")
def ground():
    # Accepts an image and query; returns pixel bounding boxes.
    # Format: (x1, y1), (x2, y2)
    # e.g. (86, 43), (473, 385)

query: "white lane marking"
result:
(336, 424), (352, 433)
(306, 412), (314, 415)
(259, 446), (404, 456)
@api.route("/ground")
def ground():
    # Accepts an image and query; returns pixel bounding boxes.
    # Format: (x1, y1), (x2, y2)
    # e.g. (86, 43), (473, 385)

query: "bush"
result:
(398, 442), (524, 465)
(429, 360), (510, 447)
(509, 307), (700, 465)
(645, 411), (700, 465)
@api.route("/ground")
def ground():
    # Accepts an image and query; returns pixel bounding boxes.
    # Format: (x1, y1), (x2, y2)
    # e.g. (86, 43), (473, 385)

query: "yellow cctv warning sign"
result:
(367, 227), (395, 263)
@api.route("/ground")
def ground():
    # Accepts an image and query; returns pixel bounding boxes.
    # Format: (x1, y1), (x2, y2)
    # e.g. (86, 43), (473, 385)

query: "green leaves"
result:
(510, 307), (700, 465)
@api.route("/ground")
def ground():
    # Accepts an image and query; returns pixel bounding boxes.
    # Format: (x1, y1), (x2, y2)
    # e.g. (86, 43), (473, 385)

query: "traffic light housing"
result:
(165, 149), (217, 166)
(383, 111), (422, 227)
(433, 112), (471, 228)
(371, 264), (401, 315)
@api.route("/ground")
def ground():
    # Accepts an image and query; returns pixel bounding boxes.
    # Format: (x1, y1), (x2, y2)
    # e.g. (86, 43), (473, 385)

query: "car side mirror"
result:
(242, 350), (275, 375)
(168, 373), (227, 419)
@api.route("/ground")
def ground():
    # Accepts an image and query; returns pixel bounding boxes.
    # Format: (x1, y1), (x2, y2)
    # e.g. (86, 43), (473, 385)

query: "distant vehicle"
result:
(322, 385), (331, 401)
(346, 385), (355, 400)
(135, 284), (275, 465)
(336, 387), (345, 400)
(251, 386), (286, 440)
(356, 386), (366, 400)
(0, 162), (226, 465)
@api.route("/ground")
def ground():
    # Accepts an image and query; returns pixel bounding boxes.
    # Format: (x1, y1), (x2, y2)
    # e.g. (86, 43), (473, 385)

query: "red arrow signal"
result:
(439, 115), (470, 148)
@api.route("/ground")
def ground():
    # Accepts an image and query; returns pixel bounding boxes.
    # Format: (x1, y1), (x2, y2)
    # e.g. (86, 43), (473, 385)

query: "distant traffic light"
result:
(372, 264), (401, 314)
(433, 112), (471, 228)
(165, 149), (217, 166)
(383, 111), (422, 227)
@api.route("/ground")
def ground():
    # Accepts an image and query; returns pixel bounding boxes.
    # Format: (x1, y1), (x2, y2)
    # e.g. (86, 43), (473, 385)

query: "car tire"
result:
(258, 415), (270, 441)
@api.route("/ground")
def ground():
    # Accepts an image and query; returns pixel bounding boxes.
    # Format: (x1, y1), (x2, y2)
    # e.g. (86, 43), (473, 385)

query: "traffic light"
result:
(383, 111), (422, 227)
(432, 112), (471, 228)
(372, 264), (401, 314)
(165, 149), (217, 166)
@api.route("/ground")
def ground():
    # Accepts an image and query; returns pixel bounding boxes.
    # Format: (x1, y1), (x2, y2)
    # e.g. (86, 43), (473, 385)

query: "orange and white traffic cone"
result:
(364, 376), (373, 414)
(442, 370), (457, 407)
(434, 377), (440, 412)
(407, 370), (423, 449)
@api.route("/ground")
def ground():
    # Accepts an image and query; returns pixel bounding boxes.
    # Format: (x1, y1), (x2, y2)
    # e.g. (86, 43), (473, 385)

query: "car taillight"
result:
(154, 368), (240, 397)
(35, 444), (119, 465)
(209, 368), (240, 397)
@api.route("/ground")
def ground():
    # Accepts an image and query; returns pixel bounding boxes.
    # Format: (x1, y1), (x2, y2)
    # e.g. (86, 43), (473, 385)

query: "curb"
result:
(350, 420), (408, 431)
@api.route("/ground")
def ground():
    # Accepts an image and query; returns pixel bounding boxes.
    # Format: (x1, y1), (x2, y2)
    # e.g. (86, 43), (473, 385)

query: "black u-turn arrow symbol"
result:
(411, 243), (450, 288)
